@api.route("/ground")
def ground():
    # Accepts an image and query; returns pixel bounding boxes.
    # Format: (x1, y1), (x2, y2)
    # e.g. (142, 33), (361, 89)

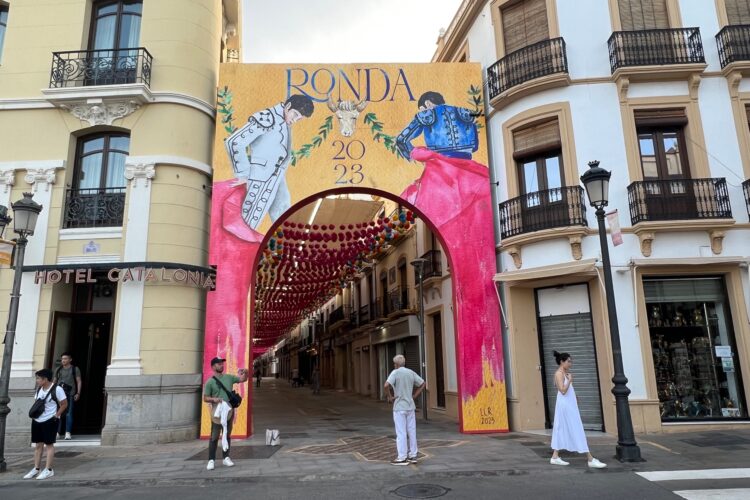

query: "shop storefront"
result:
(645, 276), (747, 421)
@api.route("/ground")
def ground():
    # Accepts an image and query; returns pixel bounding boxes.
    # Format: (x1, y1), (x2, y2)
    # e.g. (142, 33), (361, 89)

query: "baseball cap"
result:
(210, 357), (226, 366)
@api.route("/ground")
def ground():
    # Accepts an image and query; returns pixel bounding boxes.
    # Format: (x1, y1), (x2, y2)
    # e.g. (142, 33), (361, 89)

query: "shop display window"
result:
(645, 277), (747, 421)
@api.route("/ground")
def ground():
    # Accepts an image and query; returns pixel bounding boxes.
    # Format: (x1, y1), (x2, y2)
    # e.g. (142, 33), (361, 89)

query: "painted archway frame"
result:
(201, 63), (507, 437)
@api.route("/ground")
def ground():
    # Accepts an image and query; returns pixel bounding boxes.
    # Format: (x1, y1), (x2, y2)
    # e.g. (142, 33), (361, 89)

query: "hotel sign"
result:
(33, 267), (216, 289)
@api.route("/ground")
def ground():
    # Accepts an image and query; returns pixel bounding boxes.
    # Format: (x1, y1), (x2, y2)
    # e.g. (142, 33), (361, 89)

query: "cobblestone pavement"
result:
(2, 377), (750, 487)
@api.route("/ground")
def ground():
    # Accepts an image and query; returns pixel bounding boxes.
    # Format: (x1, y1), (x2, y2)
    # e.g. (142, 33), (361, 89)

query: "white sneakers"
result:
(24, 467), (55, 479)
(64, 432), (72, 440)
(588, 458), (607, 469)
(550, 457), (569, 466)
(207, 457), (234, 470)
(37, 469), (54, 480)
(23, 467), (40, 479)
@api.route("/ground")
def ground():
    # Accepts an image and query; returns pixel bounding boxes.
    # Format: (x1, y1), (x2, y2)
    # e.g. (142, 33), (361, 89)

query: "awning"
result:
(493, 258), (598, 287)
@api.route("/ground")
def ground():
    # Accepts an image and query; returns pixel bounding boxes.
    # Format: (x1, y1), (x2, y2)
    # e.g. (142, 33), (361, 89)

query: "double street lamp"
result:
(410, 257), (428, 421)
(580, 162), (642, 462)
(0, 193), (44, 473)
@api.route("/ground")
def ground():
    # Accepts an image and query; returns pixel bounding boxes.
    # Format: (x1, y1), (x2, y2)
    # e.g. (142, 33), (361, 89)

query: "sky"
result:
(242, 0), (464, 63)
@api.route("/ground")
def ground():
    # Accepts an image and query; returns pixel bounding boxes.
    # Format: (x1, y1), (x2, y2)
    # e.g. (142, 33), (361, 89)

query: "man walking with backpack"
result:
(203, 357), (248, 471)
(53, 352), (82, 440)
(24, 369), (67, 480)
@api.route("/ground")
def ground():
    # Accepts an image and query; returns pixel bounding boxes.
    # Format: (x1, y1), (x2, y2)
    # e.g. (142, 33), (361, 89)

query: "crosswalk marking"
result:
(637, 469), (750, 482)
(673, 489), (750, 500)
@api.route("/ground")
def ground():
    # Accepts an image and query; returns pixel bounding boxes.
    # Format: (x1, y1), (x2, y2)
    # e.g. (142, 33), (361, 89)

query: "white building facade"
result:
(436, 0), (750, 434)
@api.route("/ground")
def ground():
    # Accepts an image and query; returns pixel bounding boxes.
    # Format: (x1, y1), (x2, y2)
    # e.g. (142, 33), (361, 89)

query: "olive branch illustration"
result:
(363, 112), (406, 160)
(290, 115), (334, 167)
(467, 84), (484, 130)
(217, 86), (237, 135)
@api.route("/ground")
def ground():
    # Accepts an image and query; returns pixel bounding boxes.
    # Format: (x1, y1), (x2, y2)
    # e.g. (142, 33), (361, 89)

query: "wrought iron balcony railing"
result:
(743, 179), (750, 217)
(415, 250), (442, 282)
(627, 178), (732, 225)
(386, 287), (410, 315)
(608, 28), (705, 73)
(359, 304), (371, 325)
(498, 186), (587, 239)
(371, 298), (384, 319)
(329, 305), (351, 325)
(487, 37), (568, 100)
(50, 47), (153, 88)
(63, 187), (126, 229)
(716, 25), (750, 68)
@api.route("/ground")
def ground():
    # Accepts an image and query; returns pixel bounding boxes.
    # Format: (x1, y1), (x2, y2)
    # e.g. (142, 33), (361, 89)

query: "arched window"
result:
(64, 133), (129, 228)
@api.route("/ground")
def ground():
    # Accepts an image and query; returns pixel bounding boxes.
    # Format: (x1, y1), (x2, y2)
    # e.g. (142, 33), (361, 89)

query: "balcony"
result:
(499, 186), (587, 239)
(717, 25), (750, 70)
(415, 250), (442, 282)
(627, 178), (732, 224)
(386, 287), (410, 317)
(743, 179), (750, 217)
(63, 187), (126, 229)
(608, 28), (706, 78)
(358, 304), (371, 325)
(487, 37), (569, 108)
(50, 48), (152, 88)
(329, 305), (351, 327)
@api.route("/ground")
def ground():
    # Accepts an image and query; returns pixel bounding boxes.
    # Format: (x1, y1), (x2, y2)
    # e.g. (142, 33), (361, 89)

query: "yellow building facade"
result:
(0, 0), (240, 445)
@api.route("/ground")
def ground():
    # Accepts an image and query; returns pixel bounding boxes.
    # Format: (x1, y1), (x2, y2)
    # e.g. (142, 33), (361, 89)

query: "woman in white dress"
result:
(550, 351), (607, 468)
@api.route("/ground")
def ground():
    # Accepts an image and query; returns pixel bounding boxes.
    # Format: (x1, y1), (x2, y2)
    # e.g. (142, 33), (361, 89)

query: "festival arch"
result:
(201, 63), (508, 437)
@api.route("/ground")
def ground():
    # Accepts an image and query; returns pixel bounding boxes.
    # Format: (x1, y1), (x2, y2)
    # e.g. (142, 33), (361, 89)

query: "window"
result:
(90, 1), (142, 51)
(0, 5), (8, 64)
(513, 119), (563, 200)
(74, 134), (130, 190)
(64, 133), (129, 229)
(501, 0), (549, 54)
(635, 109), (689, 180)
(618, 0), (669, 30)
(726, 0), (750, 25)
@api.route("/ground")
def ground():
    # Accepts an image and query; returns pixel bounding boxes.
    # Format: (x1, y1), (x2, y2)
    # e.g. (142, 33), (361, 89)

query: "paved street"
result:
(3, 377), (750, 498)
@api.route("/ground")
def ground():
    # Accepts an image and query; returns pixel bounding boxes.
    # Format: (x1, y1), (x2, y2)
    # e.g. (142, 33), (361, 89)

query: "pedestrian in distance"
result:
(384, 354), (425, 466)
(549, 351), (606, 469)
(254, 367), (262, 388)
(291, 367), (300, 387)
(53, 352), (82, 440)
(203, 357), (248, 471)
(24, 369), (68, 480)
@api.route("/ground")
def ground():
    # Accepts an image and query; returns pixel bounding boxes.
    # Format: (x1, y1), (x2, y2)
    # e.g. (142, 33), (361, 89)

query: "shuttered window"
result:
(502, 0), (549, 54)
(513, 119), (561, 159)
(726, 0), (750, 25)
(618, 0), (670, 30)
(634, 108), (688, 127)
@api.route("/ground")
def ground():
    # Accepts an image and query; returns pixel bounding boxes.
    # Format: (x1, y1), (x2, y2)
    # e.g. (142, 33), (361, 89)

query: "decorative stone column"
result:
(11, 161), (64, 377)
(106, 160), (156, 376)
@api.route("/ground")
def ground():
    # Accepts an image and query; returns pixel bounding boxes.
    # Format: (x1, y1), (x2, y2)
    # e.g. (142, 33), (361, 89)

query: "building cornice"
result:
(125, 155), (212, 177)
(432, 0), (488, 62)
(1, 88), (215, 118)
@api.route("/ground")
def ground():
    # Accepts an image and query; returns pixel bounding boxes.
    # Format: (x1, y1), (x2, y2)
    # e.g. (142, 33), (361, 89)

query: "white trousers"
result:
(393, 410), (418, 460)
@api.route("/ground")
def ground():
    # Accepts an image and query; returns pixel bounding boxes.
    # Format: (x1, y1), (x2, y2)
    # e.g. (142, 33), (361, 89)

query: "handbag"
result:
(29, 384), (59, 419)
(212, 376), (242, 408)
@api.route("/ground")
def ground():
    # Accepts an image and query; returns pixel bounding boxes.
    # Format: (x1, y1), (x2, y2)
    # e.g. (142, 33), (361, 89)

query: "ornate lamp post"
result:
(580, 162), (642, 462)
(0, 193), (43, 473)
(410, 257), (428, 421)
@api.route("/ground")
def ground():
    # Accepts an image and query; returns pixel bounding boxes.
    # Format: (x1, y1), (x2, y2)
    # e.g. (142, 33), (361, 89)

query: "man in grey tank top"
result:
(384, 354), (425, 465)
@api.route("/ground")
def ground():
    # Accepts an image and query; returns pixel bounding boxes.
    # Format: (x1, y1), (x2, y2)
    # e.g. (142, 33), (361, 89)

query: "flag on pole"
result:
(605, 210), (623, 246)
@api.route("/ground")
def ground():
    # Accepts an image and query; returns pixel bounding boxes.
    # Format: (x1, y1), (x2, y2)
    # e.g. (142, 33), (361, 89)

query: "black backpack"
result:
(28, 384), (61, 419)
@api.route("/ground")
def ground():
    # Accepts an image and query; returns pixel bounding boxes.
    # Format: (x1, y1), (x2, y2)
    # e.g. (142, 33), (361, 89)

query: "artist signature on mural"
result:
(480, 407), (496, 426)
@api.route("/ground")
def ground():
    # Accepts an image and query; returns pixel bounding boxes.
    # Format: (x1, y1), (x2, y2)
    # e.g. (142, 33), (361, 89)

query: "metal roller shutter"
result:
(540, 313), (604, 431)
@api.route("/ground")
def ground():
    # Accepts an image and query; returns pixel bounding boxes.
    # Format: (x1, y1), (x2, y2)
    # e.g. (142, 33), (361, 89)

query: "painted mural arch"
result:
(201, 63), (507, 437)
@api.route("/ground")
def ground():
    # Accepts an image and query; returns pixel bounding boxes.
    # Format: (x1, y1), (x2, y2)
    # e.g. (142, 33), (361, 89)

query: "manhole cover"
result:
(392, 484), (450, 499)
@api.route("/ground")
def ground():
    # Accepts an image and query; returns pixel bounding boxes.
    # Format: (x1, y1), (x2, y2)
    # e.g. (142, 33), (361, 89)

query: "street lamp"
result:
(0, 193), (43, 473)
(410, 257), (428, 421)
(580, 162), (642, 462)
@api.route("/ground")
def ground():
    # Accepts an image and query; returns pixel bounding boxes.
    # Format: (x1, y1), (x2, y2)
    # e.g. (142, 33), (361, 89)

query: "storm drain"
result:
(392, 484), (450, 499)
